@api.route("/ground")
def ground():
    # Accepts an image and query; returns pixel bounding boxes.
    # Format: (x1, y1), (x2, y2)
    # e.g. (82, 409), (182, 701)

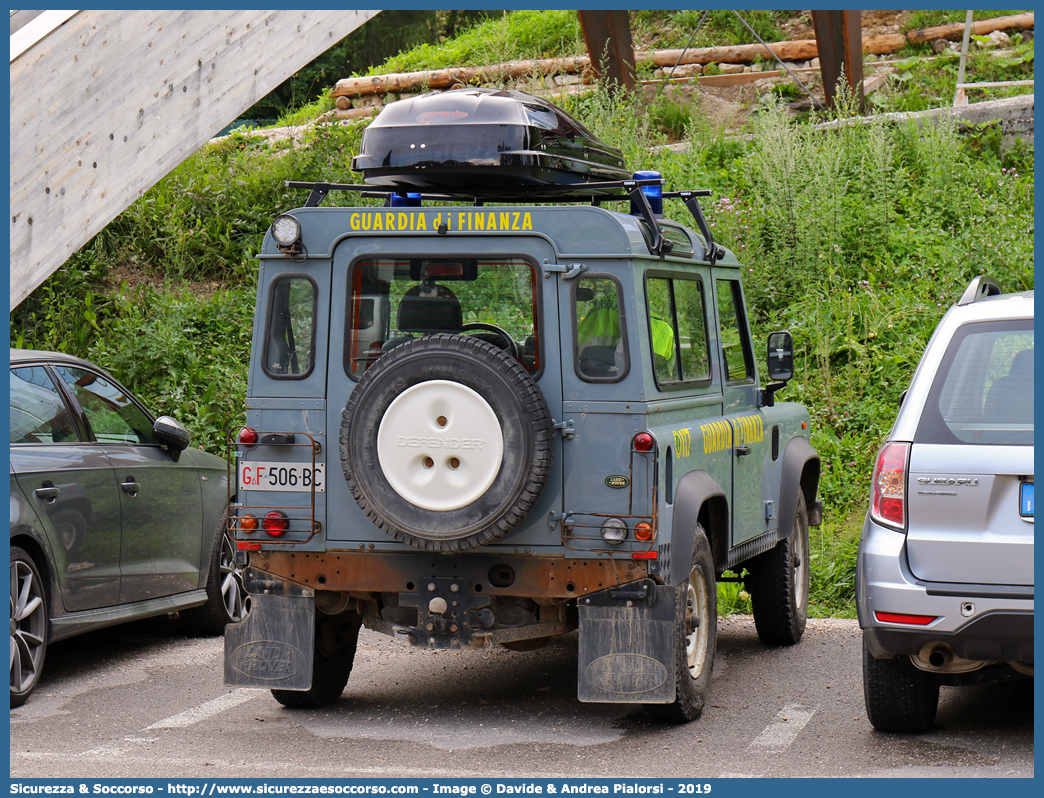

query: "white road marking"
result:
(145, 689), (259, 730)
(718, 773), (761, 778)
(748, 703), (817, 751)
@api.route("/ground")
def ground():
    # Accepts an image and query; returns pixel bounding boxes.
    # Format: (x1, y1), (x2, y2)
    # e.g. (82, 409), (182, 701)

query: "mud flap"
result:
(224, 569), (315, 690)
(577, 579), (678, 704)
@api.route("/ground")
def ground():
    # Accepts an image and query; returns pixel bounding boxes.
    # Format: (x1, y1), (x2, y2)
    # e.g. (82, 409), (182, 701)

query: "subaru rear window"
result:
(915, 319), (1033, 446)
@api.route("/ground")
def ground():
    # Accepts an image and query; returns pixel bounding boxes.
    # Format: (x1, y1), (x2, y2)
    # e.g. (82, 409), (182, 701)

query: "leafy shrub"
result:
(85, 283), (257, 455)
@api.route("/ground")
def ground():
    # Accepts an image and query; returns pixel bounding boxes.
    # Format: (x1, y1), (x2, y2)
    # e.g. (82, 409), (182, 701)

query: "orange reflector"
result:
(634, 522), (653, 541)
(632, 551), (657, 559)
(237, 541), (261, 551)
(801, 421), (807, 429)
(875, 611), (936, 626)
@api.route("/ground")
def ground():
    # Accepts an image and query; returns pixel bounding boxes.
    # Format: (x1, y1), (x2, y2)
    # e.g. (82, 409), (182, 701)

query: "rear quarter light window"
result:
(870, 442), (910, 530)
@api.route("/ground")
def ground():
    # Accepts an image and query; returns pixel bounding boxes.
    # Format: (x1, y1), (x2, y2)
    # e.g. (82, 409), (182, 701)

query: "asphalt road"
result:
(10, 615), (1033, 779)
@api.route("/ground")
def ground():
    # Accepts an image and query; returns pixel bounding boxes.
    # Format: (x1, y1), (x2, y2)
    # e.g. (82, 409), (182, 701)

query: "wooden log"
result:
(907, 12), (1033, 44)
(647, 40), (819, 67)
(332, 56), (592, 98)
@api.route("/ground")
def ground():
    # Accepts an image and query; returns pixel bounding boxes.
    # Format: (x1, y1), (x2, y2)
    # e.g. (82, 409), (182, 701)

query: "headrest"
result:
(397, 284), (462, 333)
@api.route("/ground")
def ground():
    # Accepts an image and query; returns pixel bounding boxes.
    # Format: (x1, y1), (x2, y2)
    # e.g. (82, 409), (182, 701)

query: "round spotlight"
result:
(271, 214), (301, 248)
(600, 517), (628, 545)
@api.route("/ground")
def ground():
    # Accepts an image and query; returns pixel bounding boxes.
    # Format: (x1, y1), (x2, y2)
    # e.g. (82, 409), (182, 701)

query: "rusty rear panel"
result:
(254, 549), (649, 599)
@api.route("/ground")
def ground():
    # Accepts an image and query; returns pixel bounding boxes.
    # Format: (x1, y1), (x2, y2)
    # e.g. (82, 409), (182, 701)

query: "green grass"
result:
(375, 10), (583, 73)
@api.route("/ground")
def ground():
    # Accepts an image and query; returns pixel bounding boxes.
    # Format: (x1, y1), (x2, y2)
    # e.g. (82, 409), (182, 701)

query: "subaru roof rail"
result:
(958, 275), (1003, 306)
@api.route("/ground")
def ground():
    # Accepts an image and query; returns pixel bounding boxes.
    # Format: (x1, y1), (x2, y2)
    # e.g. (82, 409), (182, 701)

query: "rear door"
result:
(327, 231), (564, 548)
(905, 318), (1034, 585)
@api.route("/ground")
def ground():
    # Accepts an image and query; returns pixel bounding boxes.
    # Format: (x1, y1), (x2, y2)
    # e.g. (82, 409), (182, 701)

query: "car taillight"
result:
(262, 511), (289, 536)
(238, 427), (259, 447)
(870, 441), (910, 530)
(240, 515), (258, 533)
(634, 522), (653, 541)
(875, 611), (937, 626)
(632, 432), (655, 452)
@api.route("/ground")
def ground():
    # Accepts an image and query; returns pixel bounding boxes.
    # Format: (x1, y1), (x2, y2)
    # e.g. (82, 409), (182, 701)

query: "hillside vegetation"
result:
(11, 10), (1034, 616)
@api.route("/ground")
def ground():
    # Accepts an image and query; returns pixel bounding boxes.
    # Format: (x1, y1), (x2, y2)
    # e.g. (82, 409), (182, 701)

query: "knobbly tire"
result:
(862, 639), (940, 733)
(655, 525), (717, 723)
(272, 613), (362, 709)
(181, 508), (250, 635)
(340, 334), (553, 552)
(747, 492), (809, 646)
(11, 546), (48, 708)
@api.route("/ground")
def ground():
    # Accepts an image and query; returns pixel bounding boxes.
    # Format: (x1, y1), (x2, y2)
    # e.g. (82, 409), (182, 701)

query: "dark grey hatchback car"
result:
(10, 349), (247, 706)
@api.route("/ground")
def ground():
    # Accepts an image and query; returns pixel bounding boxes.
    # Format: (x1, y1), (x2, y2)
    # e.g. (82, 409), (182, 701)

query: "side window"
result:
(264, 276), (317, 378)
(716, 279), (754, 383)
(10, 366), (79, 444)
(575, 276), (627, 381)
(52, 366), (157, 445)
(646, 275), (711, 389)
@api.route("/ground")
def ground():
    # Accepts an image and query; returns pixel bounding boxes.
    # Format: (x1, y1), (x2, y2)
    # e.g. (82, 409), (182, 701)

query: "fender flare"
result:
(668, 469), (728, 586)
(777, 436), (820, 542)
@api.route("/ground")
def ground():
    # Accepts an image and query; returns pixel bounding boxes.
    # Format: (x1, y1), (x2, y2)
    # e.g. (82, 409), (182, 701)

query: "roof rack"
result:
(957, 275), (1003, 306)
(284, 178), (724, 264)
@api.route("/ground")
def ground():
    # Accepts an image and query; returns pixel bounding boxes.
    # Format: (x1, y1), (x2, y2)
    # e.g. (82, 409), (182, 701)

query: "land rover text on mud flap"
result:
(225, 89), (822, 721)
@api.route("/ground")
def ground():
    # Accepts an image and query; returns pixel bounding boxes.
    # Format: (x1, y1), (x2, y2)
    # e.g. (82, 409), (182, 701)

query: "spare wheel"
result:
(340, 334), (553, 552)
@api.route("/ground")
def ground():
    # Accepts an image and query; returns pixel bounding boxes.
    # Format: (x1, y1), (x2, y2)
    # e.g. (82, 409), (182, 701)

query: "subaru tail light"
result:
(870, 442), (910, 530)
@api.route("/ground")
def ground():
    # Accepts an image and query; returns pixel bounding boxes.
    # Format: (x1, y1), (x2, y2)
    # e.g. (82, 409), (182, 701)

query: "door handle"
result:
(121, 480), (140, 495)
(34, 486), (60, 502)
(734, 445), (752, 456)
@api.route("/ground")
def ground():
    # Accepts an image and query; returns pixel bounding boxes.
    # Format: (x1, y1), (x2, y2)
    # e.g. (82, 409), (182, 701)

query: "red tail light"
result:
(875, 611), (936, 626)
(238, 427), (259, 447)
(632, 432), (655, 452)
(870, 442), (910, 530)
(262, 511), (289, 536)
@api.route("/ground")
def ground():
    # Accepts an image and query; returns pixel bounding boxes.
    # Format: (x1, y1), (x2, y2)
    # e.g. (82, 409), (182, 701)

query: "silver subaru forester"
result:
(858, 275), (1034, 733)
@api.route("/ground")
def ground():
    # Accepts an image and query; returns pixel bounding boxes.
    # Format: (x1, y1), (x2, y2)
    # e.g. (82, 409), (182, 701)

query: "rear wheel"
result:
(747, 492), (809, 646)
(11, 546), (48, 708)
(656, 525), (717, 723)
(863, 639), (940, 733)
(272, 613), (362, 709)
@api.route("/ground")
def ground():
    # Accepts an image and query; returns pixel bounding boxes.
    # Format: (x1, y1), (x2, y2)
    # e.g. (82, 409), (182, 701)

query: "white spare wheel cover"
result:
(376, 380), (505, 511)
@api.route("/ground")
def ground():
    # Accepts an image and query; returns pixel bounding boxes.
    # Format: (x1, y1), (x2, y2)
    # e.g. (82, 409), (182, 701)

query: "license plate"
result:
(1020, 482), (1033, 517)
(238, 462), (325, 493)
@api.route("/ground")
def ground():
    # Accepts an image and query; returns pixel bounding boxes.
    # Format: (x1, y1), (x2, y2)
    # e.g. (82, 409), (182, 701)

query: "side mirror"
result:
(153, 416), (191, 461)
(766, 331), (794, 382)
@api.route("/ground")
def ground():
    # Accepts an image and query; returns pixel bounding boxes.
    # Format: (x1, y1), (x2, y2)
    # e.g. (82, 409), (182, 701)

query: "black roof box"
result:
(351, 88), (629, 193)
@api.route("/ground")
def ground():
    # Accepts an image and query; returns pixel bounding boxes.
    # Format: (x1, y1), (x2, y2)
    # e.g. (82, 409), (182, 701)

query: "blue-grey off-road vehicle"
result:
(225, 89), (822, 721)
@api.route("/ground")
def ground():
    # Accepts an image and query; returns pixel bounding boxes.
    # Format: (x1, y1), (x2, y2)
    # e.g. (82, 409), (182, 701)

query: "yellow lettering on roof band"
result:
(344, 211), (533, 234)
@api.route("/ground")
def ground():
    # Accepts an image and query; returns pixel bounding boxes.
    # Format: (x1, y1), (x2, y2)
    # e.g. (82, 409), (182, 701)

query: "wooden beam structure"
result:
(811, 10), (865, 111)
(578, 10), (636, 93)
(10, 9), (380, 309)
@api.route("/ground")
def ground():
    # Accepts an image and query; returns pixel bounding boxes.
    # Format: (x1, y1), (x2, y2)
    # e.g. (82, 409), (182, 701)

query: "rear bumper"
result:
(863, 610), (1034, 662)
(857, 514), (1034, 661)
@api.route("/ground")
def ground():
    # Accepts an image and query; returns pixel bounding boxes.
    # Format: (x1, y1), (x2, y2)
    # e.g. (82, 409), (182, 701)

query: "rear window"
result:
(915, 319), (1033, 446)
(346, 257), (538, 378)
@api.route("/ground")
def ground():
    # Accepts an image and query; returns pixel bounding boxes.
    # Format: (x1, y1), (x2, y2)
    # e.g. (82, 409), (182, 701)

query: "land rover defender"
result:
(224, 89), (821, 721)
